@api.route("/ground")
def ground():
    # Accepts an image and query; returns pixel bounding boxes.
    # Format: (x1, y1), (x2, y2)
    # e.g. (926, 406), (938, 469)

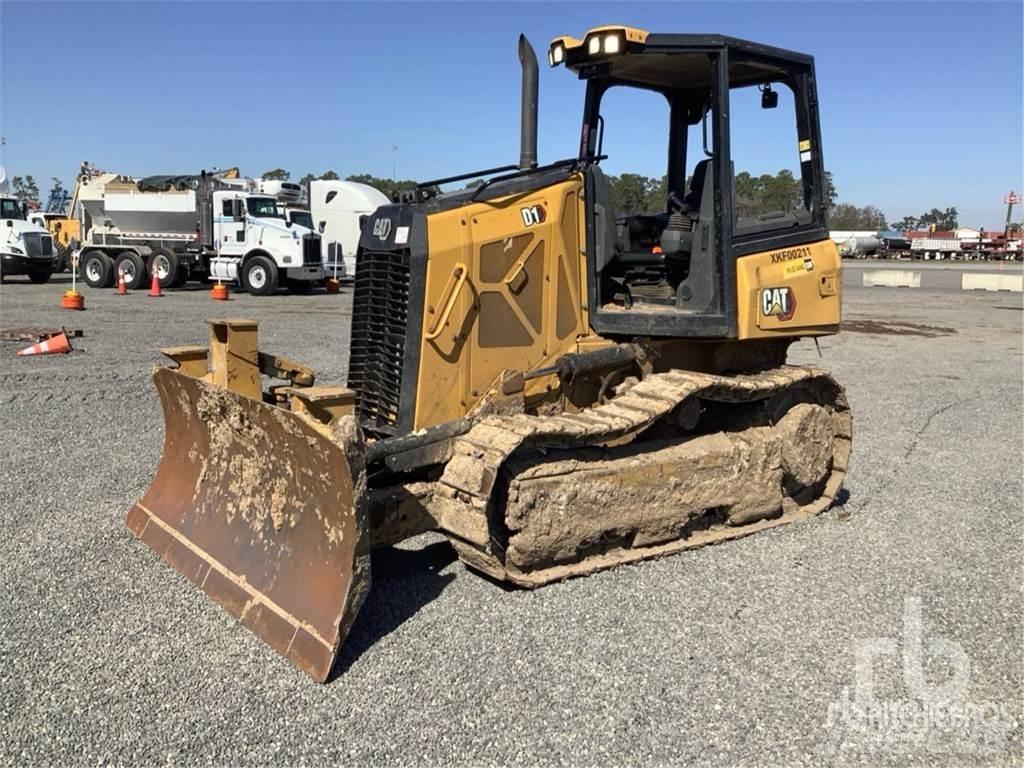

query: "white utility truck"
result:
(309, 180), (389, 279)
(74, 169), (323, 294)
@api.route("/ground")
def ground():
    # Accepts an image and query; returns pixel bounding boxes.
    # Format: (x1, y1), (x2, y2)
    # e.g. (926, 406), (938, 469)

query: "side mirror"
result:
(6, 220), (12, 228)
(286, 219), (293, 228)
(318, 221), (326, 233)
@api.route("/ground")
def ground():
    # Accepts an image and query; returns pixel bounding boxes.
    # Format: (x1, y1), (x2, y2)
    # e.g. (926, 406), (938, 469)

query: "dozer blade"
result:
(127, 367), (369, 682)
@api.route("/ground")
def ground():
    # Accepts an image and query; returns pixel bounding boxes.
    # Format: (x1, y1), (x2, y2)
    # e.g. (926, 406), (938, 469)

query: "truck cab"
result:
(280, 204), (346, 280)
(309, 180), (389, 280)
(1, 196), (56, 283)
(209, 191), (324, 294)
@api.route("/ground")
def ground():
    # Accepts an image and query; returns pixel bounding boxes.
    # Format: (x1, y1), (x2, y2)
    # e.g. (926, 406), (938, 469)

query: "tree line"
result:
(598, 169), (973, 232)
(261, 168), (419, 203)
(8, 167), (1014, 235)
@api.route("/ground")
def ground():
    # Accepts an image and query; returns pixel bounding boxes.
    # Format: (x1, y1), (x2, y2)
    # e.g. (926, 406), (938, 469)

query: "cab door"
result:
(216, 194), (245, 255)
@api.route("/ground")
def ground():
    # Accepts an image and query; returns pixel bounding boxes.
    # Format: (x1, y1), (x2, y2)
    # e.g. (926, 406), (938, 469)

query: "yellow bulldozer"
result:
(128, 27), (851, 681)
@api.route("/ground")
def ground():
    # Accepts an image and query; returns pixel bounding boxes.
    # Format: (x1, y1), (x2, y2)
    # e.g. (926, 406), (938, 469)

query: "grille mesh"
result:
(348, 249), (411, 432)
(23, 233), (53, 258)
(302, 235), (321, 265)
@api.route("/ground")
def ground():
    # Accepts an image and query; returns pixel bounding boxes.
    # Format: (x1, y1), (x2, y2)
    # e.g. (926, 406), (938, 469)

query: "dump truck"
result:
(128, 27), (851, 681)
(74, 169), (323, 293)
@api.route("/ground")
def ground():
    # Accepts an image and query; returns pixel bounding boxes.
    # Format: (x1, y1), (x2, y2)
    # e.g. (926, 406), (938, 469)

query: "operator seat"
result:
(682, 159), (710, 213)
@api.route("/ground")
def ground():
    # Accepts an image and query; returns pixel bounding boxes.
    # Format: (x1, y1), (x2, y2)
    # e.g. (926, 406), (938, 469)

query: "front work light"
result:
(586, 33), (624, 56)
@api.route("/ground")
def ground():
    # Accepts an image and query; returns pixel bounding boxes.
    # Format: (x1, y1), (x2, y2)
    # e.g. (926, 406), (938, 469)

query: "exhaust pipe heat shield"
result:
(127, 367), (369, 682)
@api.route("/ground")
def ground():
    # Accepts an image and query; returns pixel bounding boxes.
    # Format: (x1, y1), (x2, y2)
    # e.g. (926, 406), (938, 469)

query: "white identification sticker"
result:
(394, 226), (410, 245)
(799, 150), (812, 163)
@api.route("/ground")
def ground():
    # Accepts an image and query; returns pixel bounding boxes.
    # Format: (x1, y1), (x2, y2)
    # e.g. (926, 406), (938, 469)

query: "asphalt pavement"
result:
(0, 272), (1020, 766)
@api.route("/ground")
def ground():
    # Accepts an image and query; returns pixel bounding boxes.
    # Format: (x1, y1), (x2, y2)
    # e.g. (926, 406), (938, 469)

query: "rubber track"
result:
(436, 365), (852, 586)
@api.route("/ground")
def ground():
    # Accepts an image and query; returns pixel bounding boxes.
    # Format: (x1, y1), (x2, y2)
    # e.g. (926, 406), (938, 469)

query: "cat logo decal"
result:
(761, 286), (796, 321)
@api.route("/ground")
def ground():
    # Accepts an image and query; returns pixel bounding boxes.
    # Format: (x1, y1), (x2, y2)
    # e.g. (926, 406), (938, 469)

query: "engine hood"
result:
(3, 219), (49, 239)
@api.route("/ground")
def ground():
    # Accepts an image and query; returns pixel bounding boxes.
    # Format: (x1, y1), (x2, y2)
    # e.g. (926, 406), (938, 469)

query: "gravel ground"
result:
(0, 274), (1021, 766)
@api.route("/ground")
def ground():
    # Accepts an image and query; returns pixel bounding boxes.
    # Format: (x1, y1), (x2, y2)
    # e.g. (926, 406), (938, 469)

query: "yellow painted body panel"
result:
(47, 217), (80, 248)
(413, 175), (589, 429)
(411, 177), (841, 429)
(735, 239), (842, 339)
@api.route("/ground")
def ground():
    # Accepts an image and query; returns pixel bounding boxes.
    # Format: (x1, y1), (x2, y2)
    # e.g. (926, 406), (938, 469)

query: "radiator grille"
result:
(23, 233), (53, 258)
(348, 249), (411, 433)
(302, 234), (321, 265)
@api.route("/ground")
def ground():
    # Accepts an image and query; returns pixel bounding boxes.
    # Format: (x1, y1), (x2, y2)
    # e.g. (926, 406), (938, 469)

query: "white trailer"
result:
(910, 237), (960, 260)
(309, 180), (389, 279)
(74, 170), (323, 293)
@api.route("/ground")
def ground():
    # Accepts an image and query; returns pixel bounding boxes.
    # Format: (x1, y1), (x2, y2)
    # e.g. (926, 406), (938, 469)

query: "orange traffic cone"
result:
(116, 270), (128, 295)
(210, 282), (229, 301)
(17, 331), (73, 356)
(148, 272), (163, 297)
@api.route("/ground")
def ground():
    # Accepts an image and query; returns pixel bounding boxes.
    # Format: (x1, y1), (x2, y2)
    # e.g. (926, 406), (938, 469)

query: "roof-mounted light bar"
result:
(548, 25), (649, 68)
(547, 35), (578, 67)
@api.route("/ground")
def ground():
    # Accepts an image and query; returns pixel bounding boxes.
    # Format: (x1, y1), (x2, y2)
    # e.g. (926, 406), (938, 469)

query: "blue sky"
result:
(1, 1), (1021, 229)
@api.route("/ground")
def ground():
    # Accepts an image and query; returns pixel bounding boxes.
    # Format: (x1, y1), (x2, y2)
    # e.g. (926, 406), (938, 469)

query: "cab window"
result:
(246, 197), (282, 218)
(595, 85), (670, 215)
(728, 59), (817, 237)
(1, 199), (24, 220)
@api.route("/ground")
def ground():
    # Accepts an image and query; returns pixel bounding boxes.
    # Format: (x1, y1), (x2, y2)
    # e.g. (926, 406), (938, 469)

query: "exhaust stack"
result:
(198, 170), (213, 248)
(518, 34), (538, 170)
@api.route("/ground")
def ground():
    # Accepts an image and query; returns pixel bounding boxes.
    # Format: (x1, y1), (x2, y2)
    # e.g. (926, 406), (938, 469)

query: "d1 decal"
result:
(520, 205), (547, 227)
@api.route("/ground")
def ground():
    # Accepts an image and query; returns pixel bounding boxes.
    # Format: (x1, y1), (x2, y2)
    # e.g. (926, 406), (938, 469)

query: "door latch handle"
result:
(504, 259), (527, 292)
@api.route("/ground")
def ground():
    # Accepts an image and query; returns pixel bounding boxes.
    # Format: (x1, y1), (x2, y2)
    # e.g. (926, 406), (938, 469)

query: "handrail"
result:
(425, 264), (469, 341)
(416, 165), (519, 191)
(469, 157), (582, 202)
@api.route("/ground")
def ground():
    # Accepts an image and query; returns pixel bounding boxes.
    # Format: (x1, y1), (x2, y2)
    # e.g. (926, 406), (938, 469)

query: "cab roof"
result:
(548, 26), (814, 91)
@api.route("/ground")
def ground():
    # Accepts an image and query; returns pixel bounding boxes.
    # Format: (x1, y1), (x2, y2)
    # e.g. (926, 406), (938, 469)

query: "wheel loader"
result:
(127, 27), (851, 681)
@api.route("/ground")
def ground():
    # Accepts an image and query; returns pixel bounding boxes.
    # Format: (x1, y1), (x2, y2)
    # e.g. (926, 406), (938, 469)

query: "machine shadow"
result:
(329, 539), (458, 680)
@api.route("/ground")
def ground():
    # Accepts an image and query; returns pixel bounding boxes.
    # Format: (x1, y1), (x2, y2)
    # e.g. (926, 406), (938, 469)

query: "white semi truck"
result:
(309, 180), (389, 279)
(1, 195), (57, 283)
(278, 203), (346, 280)
(254, 178), (348, 280)
(74, 169), (323, 294)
